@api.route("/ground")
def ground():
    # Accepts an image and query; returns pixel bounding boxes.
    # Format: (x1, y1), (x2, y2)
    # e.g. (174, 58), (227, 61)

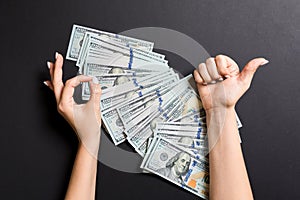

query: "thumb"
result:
(88, 77), (102, 124)
(89, 77), (102, 101)
(238, 58), (269, 86)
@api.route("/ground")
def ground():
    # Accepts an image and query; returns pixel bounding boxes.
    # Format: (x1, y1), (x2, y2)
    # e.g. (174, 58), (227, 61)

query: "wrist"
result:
(205, 105), (235, 117)
(205, 106), (239, 150)
(78, 136), (101, 159)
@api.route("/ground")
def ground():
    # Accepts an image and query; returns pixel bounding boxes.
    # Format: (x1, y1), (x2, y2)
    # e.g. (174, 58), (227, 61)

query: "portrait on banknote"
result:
(108, 67), (125, 74)
(178, 136), (194, 147)
(156, 151), (191, 185)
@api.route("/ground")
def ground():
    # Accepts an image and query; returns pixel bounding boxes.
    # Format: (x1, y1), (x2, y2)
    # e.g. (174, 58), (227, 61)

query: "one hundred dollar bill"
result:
(125, 87), (194, 155)
(66, 24), (154, 61)
(100, 76), (178, 145)
(117, 90), (167, 125)
(141, 137), (209, 199)
(88, 34), (167, 64)
(100, 68), (175, 99)
(156, 122), (206, 132)
(78, 35), (168, 72)
(166, 90), (202, 122)
(116, 75), (195, 126)
(123, 85), (188, 136)
(101, 107), (126, 145)
(173, 111), (206, 123)
(100, 74), (179, 111)
(154, 122), (208, 151)
(82, 70), (151, 100)
(119, 84), (185, 127)
(122, 75), (196, 132)
(100, 86), (172, 146)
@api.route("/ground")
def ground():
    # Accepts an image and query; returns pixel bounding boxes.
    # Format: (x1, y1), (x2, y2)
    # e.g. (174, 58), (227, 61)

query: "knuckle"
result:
(244, 66), (256, 74)
(217, 66), (226, 73)
(94, 85), (102, 94)
(53, 81), (63, 88)
(215, 55), (224, 62)
(216, 54), (225, 59)
(198, 63), (205, 69)
(55, 57), (63, 65)
(205, 57), (214, 64)
(57, 102), (65, 113)
(97, 88), (102, 95)
(244, 83), (251, 91)
(194, 70), (201, 83)
(241, 78), (251, 89)
(65, 79), (72, 86)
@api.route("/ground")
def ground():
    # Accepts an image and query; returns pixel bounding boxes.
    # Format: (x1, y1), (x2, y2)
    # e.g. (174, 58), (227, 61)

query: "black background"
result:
(1, 0), (299, 199)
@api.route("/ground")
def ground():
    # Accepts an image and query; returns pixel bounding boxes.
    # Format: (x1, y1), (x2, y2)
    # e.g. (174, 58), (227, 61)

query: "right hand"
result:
(193, 55), (268, 112)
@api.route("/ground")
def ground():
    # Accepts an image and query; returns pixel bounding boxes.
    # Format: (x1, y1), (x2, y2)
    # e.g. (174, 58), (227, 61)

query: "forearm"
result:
(208, 107), (253, 200)
(65, 143), (98, 200)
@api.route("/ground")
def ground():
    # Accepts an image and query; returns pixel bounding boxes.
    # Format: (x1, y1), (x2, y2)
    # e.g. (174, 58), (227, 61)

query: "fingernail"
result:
(202, 82), (207, 86)
(47, 61), (51, 69)
(92, 76), (99, 84)
(210, 80), (216, 84)
(260, 59), (269, 66)
(43, 81), (49, 86)
(55, 52), (59, 59)
(225, 75), (230, 78)
(218, 77), (224, 81)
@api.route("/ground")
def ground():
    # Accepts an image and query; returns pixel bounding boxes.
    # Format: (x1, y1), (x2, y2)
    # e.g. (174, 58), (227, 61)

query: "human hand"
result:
(193, 55), (268, 112)
(44, 52), (102, 157)
(194, 55), (268, 150)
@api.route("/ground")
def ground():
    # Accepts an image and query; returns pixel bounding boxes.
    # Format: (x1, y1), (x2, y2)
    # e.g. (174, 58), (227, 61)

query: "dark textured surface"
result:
(0, 0), (299, 199)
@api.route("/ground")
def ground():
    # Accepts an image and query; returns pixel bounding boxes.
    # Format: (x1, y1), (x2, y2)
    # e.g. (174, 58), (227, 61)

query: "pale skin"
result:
(194, 55), (268, 200)
(44, 52), (267, 199)
(44, 52), (101, 200)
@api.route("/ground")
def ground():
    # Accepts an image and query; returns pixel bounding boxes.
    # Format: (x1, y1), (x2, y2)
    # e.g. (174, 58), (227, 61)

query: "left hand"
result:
(44, 52), (102, 156)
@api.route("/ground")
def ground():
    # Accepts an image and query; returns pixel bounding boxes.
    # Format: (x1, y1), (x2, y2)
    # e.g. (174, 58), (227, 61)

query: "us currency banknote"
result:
(78, 35), (168, 71)
(100, 74), (179, 110)
(64, 25), (246, 198)
(123, 85), (189, 136)
(141, 137), (209, 199)
(66, 24), (154, 61)
(101, 75), (179, 145)
(125, 97), (181, 155)
(77, 33), (166, 65)
(119, 83), (187, 128)
(154, 122), (208, 150)
(117, 90), (168, 126)
(101, 108), (126, 145)
(117, 75), (198, 126)
(173, 111), (206, 123)
(156, 122), (206, 132)
(126, 87), (195, 155)
(76, 33), (167, 74)
(81, 67), (153, 100)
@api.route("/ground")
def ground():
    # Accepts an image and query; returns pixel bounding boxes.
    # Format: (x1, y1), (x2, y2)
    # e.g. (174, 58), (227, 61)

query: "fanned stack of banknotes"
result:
(66, 24), (242, 199)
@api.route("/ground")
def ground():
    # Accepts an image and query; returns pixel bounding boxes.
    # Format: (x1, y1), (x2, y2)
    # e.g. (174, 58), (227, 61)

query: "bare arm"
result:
(44, 52), (102, 200)
(194, 55), (268, 199)
(207, 108), (252, 200)
(65, 143), (98, 200)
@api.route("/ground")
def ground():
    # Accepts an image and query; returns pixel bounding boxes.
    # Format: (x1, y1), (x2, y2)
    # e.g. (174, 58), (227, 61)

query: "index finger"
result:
(52, 52), (64, 103)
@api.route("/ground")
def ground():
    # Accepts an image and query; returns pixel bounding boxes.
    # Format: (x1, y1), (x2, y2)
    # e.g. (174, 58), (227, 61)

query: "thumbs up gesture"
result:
(194, 55), (268, 111)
